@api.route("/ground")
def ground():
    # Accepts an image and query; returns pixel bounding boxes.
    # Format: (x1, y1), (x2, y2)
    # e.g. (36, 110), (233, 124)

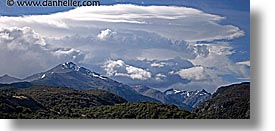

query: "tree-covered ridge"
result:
(17, 86), (127, 110)
(0, 94), (53, 119)
(0, 82), (250, 119)
(79, 102), (201, 119)
(1, 85), (127, 118)
(1, 85), (198, 119)
(192, 82), (250, 119)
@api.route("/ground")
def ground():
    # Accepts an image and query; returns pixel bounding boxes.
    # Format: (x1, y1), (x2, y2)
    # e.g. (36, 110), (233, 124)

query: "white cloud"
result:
(155, 73), (167, 81)
(177, 66), (210, 81)
(188, 42), (248, 76)
(54, 48), (80, 56)
(103, 59), (152, 80)
(0, 4), (244, 42)
(0, 27), (84, 78)
(171, 66), (227, 92)
(53, 48), (84, 61)
(124, 65), (152, 80)
(182, 43), (250, 87)
(191, 54), (245, 76)
(0, 27), (46, 49)
(97, 29), (115, 40)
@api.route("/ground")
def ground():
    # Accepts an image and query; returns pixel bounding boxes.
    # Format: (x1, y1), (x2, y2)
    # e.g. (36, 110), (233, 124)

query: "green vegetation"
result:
(1, 82), (250, 119)
(17, 86), (127, 109)
(0, 94), (55, 119)
(1, 85), (197, 119)
(78, 102), (199, 119)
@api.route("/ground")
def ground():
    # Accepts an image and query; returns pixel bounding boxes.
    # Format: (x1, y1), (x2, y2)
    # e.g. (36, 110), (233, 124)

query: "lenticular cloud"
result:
(0, 4), (244, 42)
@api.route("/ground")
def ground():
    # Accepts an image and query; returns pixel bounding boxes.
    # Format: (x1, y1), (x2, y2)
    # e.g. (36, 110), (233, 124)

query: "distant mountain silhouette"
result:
(0, 74), (21, 84)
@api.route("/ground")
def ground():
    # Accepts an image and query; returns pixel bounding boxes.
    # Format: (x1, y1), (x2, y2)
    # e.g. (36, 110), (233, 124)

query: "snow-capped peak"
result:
(195, 89), (210, 96)
(164, 88), (210, 98)
(61, 62), (107, 80)
(163, 88), (211, 108)
(62, 62), (80, 71)
(200, 89), (208, 94)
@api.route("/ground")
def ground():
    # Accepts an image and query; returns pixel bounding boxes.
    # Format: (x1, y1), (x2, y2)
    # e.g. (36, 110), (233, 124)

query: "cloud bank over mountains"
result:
(0, 4), (244, 42)
(0, 4), (249, 92)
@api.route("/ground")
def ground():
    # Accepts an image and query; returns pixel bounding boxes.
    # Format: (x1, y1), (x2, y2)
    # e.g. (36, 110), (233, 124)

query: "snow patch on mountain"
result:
(164, 88), (211, 108)
(41, 74), (46, 79)
(91, 72), (107, 80)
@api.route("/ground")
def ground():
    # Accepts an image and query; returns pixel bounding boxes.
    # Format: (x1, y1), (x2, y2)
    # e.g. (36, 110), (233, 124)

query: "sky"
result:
(0, 0), (250, 92)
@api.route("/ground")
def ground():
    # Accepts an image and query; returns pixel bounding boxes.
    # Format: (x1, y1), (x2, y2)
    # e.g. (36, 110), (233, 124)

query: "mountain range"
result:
(0, 62), (211, 110)
(0, 62), (250, 116)
(132, 85), (211, 111)
(1, 62), (158, 103)
(0, 74), (21, 84)
(164, 88), (211, 108)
